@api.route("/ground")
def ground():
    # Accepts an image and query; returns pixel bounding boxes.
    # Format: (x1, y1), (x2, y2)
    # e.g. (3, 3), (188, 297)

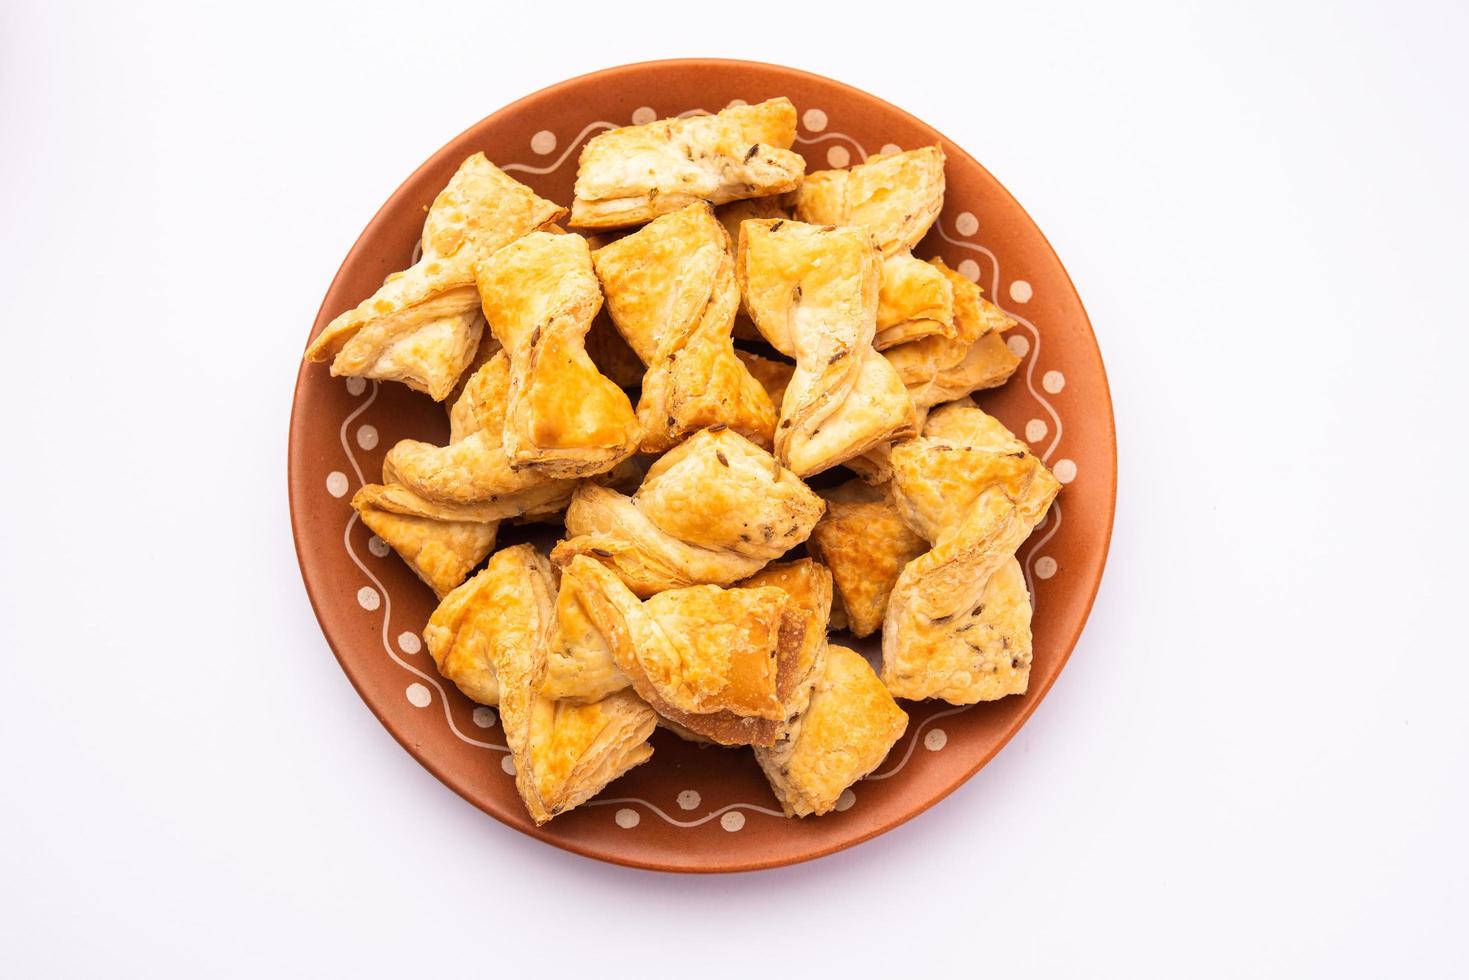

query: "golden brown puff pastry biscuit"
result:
(541, 559), (631, 704)
(888, 399), (1028, 541)
(422, 558), (512, 704)
(756, 644), (908, 817)
(792, 146), (946, 257)
(736, 219), (917, 476)
(874, 251), (956, 350)
(551, 427), (824, 596)
(715, 196), (790, 247)
(306, 154), (566, 400)
(882, 405), (1059, 703)
(914, 331), (1021, 408)
(476, 231), (641, 478)
(473, 546), (657, 824)
(569, 99), (806, 229)
(886, 259), (1020, 408)
(559, 556), (806, 747)
(352, 484), (499, 599)
(512, 687), (657, 824)
(734, 350), (795, 407)
(592, 203), (777, 451)
(806, 482), (929, 638)
(385, 353), (577, 507)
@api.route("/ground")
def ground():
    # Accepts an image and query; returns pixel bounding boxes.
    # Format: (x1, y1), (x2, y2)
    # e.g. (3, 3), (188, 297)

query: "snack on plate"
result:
(306, 154), (564, 399)
(304, 101), (1061, 823)
(570, 98), (805, 229)
(592, 202), (776, 451)
(882, 401), (1059, 703)
(737, 219), (916, 476)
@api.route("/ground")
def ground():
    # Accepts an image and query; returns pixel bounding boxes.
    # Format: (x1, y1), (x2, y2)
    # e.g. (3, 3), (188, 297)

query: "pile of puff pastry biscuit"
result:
(305, 98), (1060, 825)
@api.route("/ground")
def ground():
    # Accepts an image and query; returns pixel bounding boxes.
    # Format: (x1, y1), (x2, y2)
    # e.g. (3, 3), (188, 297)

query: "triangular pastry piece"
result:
(806, 480), (928, 638)
(881, 402), (1059, 703)
(792, 145), (946, 257)
(737, 219), (916, 476)
(352, 484), (498, 599)
(592, 203), (776, 451)
(755, 644), (909, 817)
(874, 251), (956, 350)
(550, 427), (824, 596)
(422, 558), (513, 705)
(558, 556), (805, 747)
(306, 153), (566, 400)
(383, 353), (577, 507)
(885, 258), (1020, 408)
(541, 562), (631, 704)
(570, 99), (805, 229)
(477, 231), (641, 478)
(462, 545), (656, 824)
(914, 332), (1021, 407)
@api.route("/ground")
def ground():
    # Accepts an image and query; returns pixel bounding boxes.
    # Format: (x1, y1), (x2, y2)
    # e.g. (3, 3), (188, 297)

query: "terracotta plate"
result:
(288, 59), (1116, 872)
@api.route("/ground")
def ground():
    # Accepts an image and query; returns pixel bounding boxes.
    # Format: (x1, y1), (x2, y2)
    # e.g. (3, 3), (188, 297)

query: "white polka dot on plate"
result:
(356, 425), (378, 451)
(1010, 279), (1033, 303)
(501, 755), (517, 775)
(879, 143), (901, 156)
(367, 535), (390, 557)
(357, 586), (380, 611)
(345, 377), (367, 396)
(676, 790), (701, 811)
(1053, 459), (1077, 484)
(1007, 334), (1031, 358)
(924, 728), (948, 751)
(826, 145), (850, 168)
(1035, 556), (1058, 580)
(834, 789), (856, 812)
(955, 212), (979, 236)
(802, 108), (828, 132)
(397, 632), (421, 654)
(957, 259), (980, 282)
(530, 130), (556, 155)
(720, 811), (746, 832)
(1025, 419), (1048, 443)
(326, 472), (349, 498)
(472, 706), (497, 729)
(631, 105), (657, 125)
(1043, 370), (1066, 394)
(615, 807), (640, 828)
(405, 683), (431, 708)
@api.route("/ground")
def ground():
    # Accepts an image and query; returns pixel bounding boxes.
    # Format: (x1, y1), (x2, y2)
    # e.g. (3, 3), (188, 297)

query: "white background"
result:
(2, 1), (1465, 976)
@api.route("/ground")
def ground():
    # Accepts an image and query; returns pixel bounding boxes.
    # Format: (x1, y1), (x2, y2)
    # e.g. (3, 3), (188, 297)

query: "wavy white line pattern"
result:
(586, 797), (786, 828)
(500, 120), (615, 175)
(793, 131), (870, 163)
(326, 104), (1070, 831)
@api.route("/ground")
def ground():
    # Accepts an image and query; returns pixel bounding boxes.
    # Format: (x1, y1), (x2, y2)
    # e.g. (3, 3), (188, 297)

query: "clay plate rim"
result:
(287, 58), (1117, 873)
